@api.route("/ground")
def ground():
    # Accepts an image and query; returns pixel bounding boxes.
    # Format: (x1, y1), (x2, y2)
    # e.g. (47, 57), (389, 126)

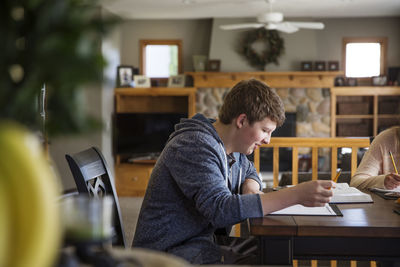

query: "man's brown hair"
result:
(218, 79), (285, 126)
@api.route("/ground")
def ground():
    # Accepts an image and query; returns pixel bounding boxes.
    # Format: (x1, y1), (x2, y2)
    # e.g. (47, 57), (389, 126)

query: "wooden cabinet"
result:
(330, 86), (400, 137)
(114, 87), (196, 196)
(115, 161), (154, 196)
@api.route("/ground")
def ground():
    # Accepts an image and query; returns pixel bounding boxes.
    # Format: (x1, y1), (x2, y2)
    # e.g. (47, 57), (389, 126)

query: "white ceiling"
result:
(101, 0), (400, 20)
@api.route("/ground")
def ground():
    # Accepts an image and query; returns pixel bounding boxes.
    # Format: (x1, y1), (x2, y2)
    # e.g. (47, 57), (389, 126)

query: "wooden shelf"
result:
(331, 86), (400, 137)
(336, 115), (374, 119)
(114, 87), (197, 196)
(378, 114), (400, 119)
(185, 71), (343, 88)
(115, 87), (196, 116)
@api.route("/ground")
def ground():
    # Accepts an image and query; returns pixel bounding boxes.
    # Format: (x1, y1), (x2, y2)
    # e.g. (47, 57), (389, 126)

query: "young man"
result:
(133, 79), (334, 264)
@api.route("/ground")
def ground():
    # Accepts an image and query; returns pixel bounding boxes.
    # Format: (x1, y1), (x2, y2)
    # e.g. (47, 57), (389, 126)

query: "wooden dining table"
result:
(249, 192), (400, 265)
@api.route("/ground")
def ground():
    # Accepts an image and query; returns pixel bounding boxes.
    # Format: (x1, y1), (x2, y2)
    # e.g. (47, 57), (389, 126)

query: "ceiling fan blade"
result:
(274, 22), (299, 33)
(286, 21), (325, 30)
(219, 23), (264, 30)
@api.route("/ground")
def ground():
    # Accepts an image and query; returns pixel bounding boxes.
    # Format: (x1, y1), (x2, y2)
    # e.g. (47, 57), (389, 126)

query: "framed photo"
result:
(346, 77), (358, 86)
(301, 61), (312, 71)
(133, 75), (151, 88)
(193, 55), (208, 72)
(117, 65), (134, 87)
(334, 76), (345, 86)
(167, 75), (186, 87)
(328, 61), (339, 71)
(372, 76), (387, 86)
(207, 59), (221, 72)
(314, 61), (326, 71)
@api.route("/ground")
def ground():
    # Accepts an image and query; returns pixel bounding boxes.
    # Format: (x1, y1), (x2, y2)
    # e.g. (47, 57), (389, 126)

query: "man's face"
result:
(236, 116), (277, 155)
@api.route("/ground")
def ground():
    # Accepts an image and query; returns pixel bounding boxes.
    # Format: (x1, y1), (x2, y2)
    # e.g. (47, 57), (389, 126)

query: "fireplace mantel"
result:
(185, 71), (343, 88)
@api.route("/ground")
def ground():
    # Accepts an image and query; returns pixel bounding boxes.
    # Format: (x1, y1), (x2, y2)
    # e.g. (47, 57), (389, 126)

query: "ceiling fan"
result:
(219, 0), (325, 34)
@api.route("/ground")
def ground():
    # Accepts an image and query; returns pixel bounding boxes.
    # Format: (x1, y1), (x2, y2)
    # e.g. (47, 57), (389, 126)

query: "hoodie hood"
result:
(168, 113), (222, 145)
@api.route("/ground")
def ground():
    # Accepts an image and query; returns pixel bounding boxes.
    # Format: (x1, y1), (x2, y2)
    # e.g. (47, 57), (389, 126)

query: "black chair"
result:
(65, 147), (127, 248)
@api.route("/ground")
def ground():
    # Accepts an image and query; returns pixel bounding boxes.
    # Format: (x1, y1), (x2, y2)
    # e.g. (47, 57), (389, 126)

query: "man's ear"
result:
(235, 114), (247, 129)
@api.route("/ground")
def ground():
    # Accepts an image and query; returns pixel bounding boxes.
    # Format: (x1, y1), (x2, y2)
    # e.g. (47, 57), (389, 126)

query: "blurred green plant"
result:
(0, 0), (119, 136)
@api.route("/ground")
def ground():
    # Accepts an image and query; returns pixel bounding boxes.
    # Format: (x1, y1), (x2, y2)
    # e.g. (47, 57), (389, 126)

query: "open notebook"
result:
(330, 183), (373, 204)
(270, 203), (342, 216)
(369, 186), (400, 199)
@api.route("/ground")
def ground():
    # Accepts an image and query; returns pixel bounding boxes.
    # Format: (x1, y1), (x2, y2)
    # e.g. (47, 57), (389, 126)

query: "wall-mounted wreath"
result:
(238, 28), (284, 70)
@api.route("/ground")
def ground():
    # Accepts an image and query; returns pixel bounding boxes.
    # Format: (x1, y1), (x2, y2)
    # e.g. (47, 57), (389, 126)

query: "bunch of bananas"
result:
(0, 121), (62, 267)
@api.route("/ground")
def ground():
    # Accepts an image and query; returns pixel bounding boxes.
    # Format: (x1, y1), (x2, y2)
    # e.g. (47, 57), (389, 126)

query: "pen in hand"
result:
(328, 168), (341, 190)
(389, 151), (398, 174)
(333, 168), (342, 183)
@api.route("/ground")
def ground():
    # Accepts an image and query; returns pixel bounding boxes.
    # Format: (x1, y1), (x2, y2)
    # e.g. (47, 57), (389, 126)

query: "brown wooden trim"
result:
(140, 39), (183, 75)
(186, 71), (342, 88)
(260, 137), (370, 148)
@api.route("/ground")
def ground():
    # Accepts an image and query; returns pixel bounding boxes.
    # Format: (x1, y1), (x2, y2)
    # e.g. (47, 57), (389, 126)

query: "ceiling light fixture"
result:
(182, 0), (196, 4)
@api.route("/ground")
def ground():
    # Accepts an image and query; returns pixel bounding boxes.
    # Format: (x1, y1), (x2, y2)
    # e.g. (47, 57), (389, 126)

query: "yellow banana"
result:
(0, 121), (62, 267)
(0, 177), (11, 267)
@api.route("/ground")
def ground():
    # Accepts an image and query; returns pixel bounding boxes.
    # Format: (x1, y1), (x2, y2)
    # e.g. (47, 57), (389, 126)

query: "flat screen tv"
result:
(247, 113), (296, 171)
(115, 113), (187, 157)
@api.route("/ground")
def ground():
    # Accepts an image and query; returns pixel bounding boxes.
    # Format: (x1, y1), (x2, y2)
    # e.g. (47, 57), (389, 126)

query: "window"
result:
(140, 40), (182, 78)
(342, 37), (387, 78)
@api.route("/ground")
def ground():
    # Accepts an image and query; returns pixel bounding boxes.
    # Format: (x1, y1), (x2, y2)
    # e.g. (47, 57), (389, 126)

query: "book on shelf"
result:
(330, 183), (373, 204)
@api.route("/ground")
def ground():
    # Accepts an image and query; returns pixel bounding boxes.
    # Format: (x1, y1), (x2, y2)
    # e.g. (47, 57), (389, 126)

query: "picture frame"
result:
(207, 59), (221, 72)
(117, 65), (135, 87)
(372, 76), (387, 86)
(346, 77), (358, 86)
(328, 61), (339, 71)
(133, 75), (151, 88)
(167, 75), (186, 87)
(193, 55), (208, 72)
(301, 61), (312, 71)
(334, 76), (345, 87)
(314, 61), (326, 71)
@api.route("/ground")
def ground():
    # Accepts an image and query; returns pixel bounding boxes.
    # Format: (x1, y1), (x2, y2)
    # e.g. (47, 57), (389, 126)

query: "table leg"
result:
(258, 236), (293, 265)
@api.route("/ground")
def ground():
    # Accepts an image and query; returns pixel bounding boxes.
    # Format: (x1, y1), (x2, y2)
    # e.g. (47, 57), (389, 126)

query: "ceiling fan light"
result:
(265, 23), (277, 30)
(258, 12), (283, 23)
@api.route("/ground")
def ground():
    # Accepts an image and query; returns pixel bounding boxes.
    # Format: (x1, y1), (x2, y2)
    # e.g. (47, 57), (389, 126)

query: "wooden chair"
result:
(254, 137), (370, 187)
(65, 147), (127, 248)
(253, 137), (373, 267)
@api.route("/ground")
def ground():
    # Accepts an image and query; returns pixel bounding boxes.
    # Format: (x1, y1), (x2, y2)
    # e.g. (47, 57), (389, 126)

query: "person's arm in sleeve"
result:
(240, 154), (263, 194)
(350, 131), (390, 190)
(259, 180), (334, 215)
(167, 134), (263, 227)
(242, 179), (263, 194)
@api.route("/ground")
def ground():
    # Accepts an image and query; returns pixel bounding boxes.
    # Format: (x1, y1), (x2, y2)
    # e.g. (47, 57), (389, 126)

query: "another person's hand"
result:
(384, 173), (400, 190)
(242, 178), (263, 194)
(292, 180), (333, 207)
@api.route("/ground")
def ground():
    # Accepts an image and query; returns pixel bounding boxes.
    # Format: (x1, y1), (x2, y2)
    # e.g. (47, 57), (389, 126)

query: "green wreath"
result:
(239, 28), (284, 70)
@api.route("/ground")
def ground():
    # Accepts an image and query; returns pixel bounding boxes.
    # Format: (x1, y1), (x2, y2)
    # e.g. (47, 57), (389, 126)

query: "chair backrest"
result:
(65, 147), (127, 248)
(254, 137), (370, 187)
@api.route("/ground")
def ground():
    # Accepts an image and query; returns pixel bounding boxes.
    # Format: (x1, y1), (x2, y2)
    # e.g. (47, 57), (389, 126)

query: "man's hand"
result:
(292, 180), (333, 207)
(384, 173), (400, 190)
(242, 178), (263, 194)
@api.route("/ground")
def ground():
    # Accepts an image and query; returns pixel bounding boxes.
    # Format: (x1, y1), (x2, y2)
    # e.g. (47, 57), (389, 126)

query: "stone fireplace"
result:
(196, 87), (330, 137)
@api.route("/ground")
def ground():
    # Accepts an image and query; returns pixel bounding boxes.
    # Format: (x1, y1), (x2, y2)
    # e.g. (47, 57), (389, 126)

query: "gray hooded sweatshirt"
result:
(132, 113), (264, 264)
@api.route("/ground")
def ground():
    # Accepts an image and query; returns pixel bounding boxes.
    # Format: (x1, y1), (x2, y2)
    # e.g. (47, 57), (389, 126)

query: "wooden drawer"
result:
(337, 123), (370, 137)
(115, 163), (154, 196)
(338, 102), (370, 115)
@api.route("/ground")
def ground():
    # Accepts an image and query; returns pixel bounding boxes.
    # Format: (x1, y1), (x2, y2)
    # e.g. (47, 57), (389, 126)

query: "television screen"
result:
(247, 113), (296, 172)
(115, 113), (187, 156)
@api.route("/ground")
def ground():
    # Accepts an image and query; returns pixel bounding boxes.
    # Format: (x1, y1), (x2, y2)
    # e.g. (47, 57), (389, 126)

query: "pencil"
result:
(333, 169), (342, 183)
(389, 151), (398, 174)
